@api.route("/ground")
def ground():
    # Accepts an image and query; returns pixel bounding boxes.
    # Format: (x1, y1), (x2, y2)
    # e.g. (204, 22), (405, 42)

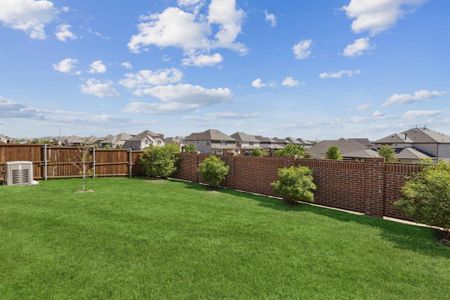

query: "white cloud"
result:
(53, 58), (77, 73)
(372, 110), (385, 118)
(343, 38), (371, 57)
(184, 111), (259, 122)
(342, 0), (425, 35)
(403, 110), (442, 120)
(0, 0), (57, 39)
(55, 23), (76, 42)
(124, 83), (232, 113)
(89, 60), (107, 74)
(121, 61), (133, 69)
(128, 0), (246, 58)
(383, 89), (446, 107)
(80, 79), (119, 98)
(128, 7), (209, 53)
(208, 0), (245, 50)
(292, 39), (312, 60)
(251, 78), (267, 89)
(182, 53), (223, 67)
(264, 10), (276, 27)
(0, 96), (127, 124)
(281, 76), (300, 87)
(119, 68), (183, 92)
(356, 103), (370, 111)
(319, 69), (361, 79)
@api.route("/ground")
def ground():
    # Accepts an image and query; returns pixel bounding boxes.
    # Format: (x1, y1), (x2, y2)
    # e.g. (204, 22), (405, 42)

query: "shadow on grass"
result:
(178, 180), (449, 258)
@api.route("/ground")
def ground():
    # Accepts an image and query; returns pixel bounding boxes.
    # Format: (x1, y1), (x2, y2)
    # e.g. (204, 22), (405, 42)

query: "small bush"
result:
(251, 148), (267, 157)
(274, 144), (307, 158)
(395, 161), (450, 240)
(184, 144), (197, 153)
(140, 144), (180, 178)
(198, 156), (230, 188)
(326, 146), (343, 160)
(271, 166), (317, 203)
(379, 145), (397, 162)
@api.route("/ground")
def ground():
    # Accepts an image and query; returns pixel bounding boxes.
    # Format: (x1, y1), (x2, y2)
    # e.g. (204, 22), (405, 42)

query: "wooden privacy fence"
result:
(0, 145), (143, 181)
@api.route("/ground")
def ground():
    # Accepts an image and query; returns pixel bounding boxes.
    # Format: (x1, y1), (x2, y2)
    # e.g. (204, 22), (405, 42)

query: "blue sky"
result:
(0, 0), (449, 139)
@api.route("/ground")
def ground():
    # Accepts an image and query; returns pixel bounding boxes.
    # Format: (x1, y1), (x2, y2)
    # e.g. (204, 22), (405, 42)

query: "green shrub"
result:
(271, 166), (317, 203)
(184, 144), (197, 153)
(394, 161), (450, 240)
(140, 144), (180, 178)
(326, 145), (343, 160)
(198, 156), (230, 188)
(251, 148), (267, 157)
(274, 144), (307, 158)
(379, 145), (397, 162)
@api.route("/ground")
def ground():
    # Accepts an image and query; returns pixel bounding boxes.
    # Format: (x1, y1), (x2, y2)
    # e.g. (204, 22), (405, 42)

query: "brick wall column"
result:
(364, 158), (385, 217)
(222, 155), (236, 189)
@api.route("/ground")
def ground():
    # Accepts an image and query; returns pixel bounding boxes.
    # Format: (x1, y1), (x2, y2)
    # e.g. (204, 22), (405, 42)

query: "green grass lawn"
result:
(0, 178), (449, 299)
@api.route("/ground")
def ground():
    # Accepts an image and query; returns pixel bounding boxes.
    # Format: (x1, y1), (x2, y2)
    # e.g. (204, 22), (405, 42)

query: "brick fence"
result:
(174, 153), (420, 220)
(1, 145), (420, 220)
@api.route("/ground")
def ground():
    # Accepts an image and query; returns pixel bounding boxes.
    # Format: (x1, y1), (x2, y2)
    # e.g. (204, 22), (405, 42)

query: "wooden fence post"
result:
(43, 144), (48, 180)
(128, 148), (133, 178)
(92, 147), (96, 179)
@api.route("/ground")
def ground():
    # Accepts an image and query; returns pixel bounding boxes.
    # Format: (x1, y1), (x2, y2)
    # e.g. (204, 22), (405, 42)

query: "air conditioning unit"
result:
(6, 161), (33, 186)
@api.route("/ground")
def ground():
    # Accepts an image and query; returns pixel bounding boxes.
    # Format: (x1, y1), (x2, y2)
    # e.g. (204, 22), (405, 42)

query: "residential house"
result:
(165, 136), (185, 151)
(184, 129), (237, 155)
(231, 132), (261, 155)
(285, 137), (302, 145)
(373, 127), (450, 161)
(272, 137), (288, 148)
(297, 138), (314, 149)
(0, 134), (11, 144)
(254, 136), (284, 155)
(63, 135), (84, 147)
(98, 133), (132, 148)
(307, 139), (374, 160)
(123, 130), (165, 150)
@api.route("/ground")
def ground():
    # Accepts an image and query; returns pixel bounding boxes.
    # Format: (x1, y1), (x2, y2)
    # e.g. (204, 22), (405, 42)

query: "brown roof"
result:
(344, 149), (380, 159)
(307, 139), (369, 159)
(375, 133), (413, 144)
(185, 129), (235, 142)
(231, 132), (259, 143)
(348, 138), (372, 147)
(127, 130), (163, 142)
(396, 147), (431, 160)
(376, 127), (450, 144)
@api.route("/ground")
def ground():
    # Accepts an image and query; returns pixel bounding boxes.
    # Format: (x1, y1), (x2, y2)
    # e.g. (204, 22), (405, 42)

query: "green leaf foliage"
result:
(198, 156), (230, 188)
(140, 144), (180, 178)
(326, 145), (343, 160)
(378, 145), (397, 162)
(394, 161), (450, 239)
(271, 166), (317, 203)
(251, 148), (267, 157)
(274, 144), (308, 158)
(184, 144), (197, 153)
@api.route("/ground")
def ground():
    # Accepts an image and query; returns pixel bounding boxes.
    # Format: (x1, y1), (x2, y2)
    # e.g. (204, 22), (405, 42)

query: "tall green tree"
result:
(378, 145), (397, 162)
(326, 146), (343, 160)
(274, 144), (307, 158)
